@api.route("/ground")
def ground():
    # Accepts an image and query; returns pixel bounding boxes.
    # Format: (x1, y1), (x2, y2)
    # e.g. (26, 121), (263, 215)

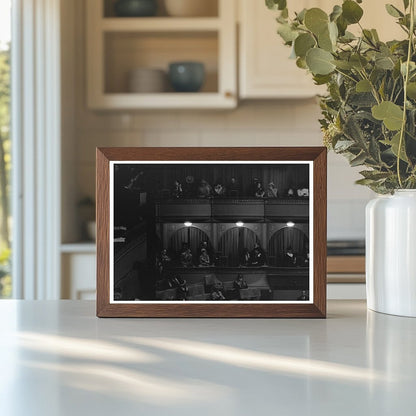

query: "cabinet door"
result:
(62, 253), (96, 300)
(239, 0), (326, 99)
(239, 0), (404, 99)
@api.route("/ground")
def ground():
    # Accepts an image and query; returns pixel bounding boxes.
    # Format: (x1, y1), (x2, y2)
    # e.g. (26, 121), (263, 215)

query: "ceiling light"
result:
(184, 221), (193, 227)
(286, 221), (295, 227)
(236, 221), (244, 227)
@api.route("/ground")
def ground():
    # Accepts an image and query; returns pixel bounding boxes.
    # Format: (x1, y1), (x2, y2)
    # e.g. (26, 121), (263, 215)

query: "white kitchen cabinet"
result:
(239, 0), (325, 99)
(86, 0), (237, 109)
(238, 0), (404, 99)
(61, 245), (96, 300)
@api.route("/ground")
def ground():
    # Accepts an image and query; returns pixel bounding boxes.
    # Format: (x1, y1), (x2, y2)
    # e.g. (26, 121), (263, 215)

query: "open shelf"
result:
(87, 0), (236, 109)
(104, 31), (218, 94)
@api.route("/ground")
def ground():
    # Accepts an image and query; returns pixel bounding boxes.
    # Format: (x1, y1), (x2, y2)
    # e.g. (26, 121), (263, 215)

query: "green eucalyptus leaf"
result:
(277, 23), (298, 43)
(350, 54), (368, 70)
(360, 170), (391, 180)
(401, 61), (416, 76)
(328, 21), (338, 44)
(385, 4), (404, 18)
(281, 7), (288, 19)
(355, 178), (377, 186)
(333, 60), (353, 70)
(330, 5), (342, 22)
(339, 31), (356, 43)
(383, 132), (409, 162)
(363, 29), (376, 45)
(306, 48), (335, 75)
(369, 137), (382, 163)
(356, 79), (372, 92)
(318, 27), (334, 52)
(294, 33), (316, 58)
(296, 57), (308, 69)
(266, 0), (287, 11)
(407, 82), (416, 99)
(336, 15), (348, 36)
(342, 0), (364, 24)
(375, 55), (395, 70)
(371, 29), (380, 42)
(350, 151), (367, 167)
(372, 101), (404, 130)
(276, 14), (288, 24)
(313, 74), (332, 85)
(334, 139), (355, 151)
(403, 0), (409, 10)
(296, 8), (307, 23)
(331, 60), (352, 71)
(304, 8), (329, 35)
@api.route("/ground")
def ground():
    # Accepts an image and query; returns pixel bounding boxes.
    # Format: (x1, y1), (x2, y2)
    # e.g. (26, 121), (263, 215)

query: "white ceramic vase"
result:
(366, 190), (416, 317)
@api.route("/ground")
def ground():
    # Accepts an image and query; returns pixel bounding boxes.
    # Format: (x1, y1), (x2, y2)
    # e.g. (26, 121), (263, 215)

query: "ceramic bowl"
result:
(168, 62), (205, 92)
(128, 68), (167, 93)
(114, 0), (158, 17)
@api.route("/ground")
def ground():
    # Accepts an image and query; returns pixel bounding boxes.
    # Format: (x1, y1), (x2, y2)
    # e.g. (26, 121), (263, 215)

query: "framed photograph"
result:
(96, 147), (327, 318)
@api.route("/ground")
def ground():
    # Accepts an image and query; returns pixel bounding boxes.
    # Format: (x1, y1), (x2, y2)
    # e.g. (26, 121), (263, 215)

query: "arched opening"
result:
(218, 227), (260, 267)
(169, 226), (212, 260)
(268, 227), (309, 266)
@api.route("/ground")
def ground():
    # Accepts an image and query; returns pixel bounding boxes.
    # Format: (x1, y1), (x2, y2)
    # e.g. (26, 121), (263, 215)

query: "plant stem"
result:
(397, 0), (415, 188)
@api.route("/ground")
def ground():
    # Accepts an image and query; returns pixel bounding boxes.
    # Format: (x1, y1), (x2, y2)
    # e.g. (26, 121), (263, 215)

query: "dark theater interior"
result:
(112, 162), (311, 302)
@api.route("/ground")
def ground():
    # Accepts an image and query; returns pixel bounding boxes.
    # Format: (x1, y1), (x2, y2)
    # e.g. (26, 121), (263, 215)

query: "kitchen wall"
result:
(61, 0), (374, 243)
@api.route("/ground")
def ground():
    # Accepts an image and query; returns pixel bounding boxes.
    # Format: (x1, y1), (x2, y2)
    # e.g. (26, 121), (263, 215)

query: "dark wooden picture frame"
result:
(96, 147), (327, 318)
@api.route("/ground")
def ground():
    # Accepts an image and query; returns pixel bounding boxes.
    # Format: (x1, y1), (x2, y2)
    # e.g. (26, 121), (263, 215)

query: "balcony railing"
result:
(155, 197), (309, 221)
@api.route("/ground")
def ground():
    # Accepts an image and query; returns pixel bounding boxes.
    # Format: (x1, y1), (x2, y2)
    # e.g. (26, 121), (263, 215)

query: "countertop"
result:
(0, 300), (415, 415)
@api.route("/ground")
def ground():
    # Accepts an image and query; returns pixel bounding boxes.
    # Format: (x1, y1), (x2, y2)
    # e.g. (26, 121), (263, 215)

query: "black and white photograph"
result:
(110, 161), (312, 303)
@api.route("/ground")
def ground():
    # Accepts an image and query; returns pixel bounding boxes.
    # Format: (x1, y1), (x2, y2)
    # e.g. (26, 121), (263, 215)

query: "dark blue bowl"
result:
(168, 62), (205, 93)
(114, 0), (157, 17)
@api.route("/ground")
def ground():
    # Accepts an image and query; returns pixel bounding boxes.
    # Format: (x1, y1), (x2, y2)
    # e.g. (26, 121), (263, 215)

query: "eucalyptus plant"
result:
(266, 0), (416, 193)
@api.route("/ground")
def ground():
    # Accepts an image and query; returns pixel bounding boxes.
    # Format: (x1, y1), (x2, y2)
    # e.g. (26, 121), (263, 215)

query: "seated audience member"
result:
(199, 240), (212, 257)
(233, 274), (248, 290)
(299, 252), (309, 267)
(176, 279), (189, 301)
(197, 179), (212, 198)
(213, 182), (226, 197)
(255, 181), (265, 198)
(250, 245), (266, 266)
(172, 180), (183, 199)
(114, 287), (122, 301)
(297, 290), (309, 301)
(284, 247), (297, 267)
(199, 248), (211, 267)
(227, 177), (241, 197)
(287, 188), (295, 197)
(211, 286), (226, 301)
(240, 248), (251, 266)
(180, 248), (193, 267)
(183, 175), (196, 197)
(297, 187), (309, 197)
(267, 182), (279, 198)
(253, 242), (265, 254)
(156, 248), (172, 274)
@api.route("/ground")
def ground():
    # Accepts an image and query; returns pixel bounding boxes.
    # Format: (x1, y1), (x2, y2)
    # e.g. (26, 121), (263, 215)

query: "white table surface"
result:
(0, 300), (415, 416)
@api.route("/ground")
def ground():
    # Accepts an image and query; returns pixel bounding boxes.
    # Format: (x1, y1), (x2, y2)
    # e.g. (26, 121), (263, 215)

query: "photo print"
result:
(110, 161), (312, 304)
